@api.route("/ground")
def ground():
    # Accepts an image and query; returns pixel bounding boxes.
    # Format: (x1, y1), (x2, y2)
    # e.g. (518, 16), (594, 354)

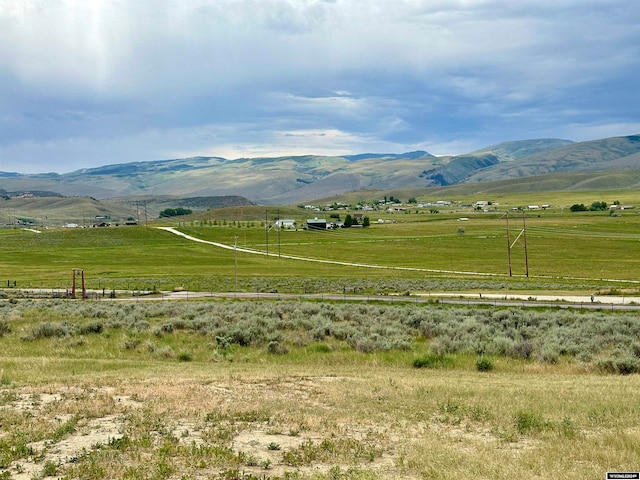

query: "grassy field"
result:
(2, 197), (640, 479)
(2, 202), (640, 294)
(1, 299), (640, 480)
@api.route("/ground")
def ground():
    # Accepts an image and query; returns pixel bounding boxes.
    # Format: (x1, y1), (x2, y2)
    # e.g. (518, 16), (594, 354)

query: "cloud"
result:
(0, 0), (639, 174)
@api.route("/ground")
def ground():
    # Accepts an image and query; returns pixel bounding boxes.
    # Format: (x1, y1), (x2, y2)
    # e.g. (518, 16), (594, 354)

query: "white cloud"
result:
(561, 123), (640, 143)
(1, 0), (639, 173)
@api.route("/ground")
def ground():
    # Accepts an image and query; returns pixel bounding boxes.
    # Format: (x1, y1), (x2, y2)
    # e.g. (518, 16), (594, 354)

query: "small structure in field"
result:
(275, 219), (296, 229)
(306, 218), (328, 230)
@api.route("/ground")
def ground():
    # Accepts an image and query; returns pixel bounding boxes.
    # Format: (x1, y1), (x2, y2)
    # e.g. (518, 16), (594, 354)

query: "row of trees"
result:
(159, 207), (193, 218)
(329, 213), (370, 227)
(569, 201), (611, 212)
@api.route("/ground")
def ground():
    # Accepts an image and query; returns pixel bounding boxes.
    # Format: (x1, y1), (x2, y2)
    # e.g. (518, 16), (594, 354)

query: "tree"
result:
(570, 204), (588, 212)
(344, 214), (353, 228)
(362, 216), (370, 227)
(159, 207), (193, 218)
(159, 208), (177, 217)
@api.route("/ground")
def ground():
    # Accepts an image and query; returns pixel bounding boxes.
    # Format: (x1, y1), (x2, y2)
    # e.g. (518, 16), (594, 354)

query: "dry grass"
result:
(2, 361), (639, 479)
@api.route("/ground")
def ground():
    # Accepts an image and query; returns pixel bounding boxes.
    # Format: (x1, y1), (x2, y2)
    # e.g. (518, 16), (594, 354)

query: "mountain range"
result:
(2, 134), (640, 205)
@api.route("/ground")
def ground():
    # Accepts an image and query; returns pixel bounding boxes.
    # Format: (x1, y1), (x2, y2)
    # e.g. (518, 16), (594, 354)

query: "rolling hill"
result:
(464, 135), (640, 183)
(1, 135), (640, 205)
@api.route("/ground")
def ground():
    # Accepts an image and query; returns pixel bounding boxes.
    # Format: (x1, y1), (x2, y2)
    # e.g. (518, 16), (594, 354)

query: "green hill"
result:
(1, 135), (640, 204)
(467, 135), (640, 182)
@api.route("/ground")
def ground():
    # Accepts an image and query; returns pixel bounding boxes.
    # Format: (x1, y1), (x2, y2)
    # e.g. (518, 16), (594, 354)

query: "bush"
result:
(512, 340), (534, 359)
(122, 337), (141, 350)
(537, 343), (560, 364)
(597, 357), (640, 375)
(0, 320), (9, 337)
(177, 350), (193, 362)
(155, 345), (175, 359)
(267, 340), (289, 355)
(476, 357), (494, 372)
(570, 203), (588, 212)
(308, 343), (332, 353)
(514, 410), (547, 435)
(78, 320), (103, 335)
(413, 352), (455, 369)
(22, 322), (71, 341)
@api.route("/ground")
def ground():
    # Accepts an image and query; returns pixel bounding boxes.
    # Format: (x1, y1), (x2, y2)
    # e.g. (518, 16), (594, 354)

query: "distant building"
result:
(306, 218), (328, 230)
(275, 219), (296, 229)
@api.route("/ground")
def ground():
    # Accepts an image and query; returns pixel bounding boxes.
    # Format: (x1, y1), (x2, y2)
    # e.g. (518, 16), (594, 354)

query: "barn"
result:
(306, 218), (328, 230)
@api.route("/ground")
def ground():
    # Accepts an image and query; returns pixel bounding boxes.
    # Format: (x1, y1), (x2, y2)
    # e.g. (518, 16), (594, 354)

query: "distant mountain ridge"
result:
(2, 135), (640, 204)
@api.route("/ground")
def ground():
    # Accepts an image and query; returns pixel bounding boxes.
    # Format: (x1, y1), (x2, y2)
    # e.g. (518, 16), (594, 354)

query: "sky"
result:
(1, 0), (639, 174)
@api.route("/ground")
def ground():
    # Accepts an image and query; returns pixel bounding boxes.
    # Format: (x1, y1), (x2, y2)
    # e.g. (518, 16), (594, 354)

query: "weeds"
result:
(514, 410), (548, 435)
(51, 416), (78, 443)
(413, 352), (456, 369)
(177, 350), (193, 362)
(0, 320), (9, 337)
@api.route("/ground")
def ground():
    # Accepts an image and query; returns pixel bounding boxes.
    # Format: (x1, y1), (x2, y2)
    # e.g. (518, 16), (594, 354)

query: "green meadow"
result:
(2, 201), (640, 293)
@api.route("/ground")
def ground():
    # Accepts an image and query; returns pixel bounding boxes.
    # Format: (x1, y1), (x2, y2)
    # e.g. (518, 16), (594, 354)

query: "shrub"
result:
(0, 320), (9, 337)
(42, 460), (59, 477)
(177, 350), (193, 362)
(155, 345), (176, 359)
(537, 343), (560, 364)
(160, 323), (174, 333)
(476, 357), (494, 372)
(215, 336), (231, 351)
(514, 410), (547, 435)
(78, 320), (103, 335)
(413, 352), (455, 369)
(570, 203), (588, 212)
(512, 340), (534, 359)
(122, 337), (141, 350)
(22, 322), (71, 341)
(267, 340), (289, 355)
(597, 357), (640, 375)
(308, 343), (332, 353)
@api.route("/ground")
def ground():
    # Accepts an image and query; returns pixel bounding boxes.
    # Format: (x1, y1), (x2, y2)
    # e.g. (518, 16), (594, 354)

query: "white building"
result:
(275, 219), (296, 229)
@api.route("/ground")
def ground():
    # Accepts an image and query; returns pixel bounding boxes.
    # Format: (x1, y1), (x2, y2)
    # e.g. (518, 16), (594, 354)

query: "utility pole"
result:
(72, 269), (86, 299)
(504, 210), (529, 277)
(265, 209), (269, 258)
(277, 208), (281, 258)
(522, 211), (529, 277)
(234, 236), (238, 291)
(505, 211), (512, 277)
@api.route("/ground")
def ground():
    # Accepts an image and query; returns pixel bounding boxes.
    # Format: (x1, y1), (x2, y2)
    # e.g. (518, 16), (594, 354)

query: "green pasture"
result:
(2, 205), (640, 293)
